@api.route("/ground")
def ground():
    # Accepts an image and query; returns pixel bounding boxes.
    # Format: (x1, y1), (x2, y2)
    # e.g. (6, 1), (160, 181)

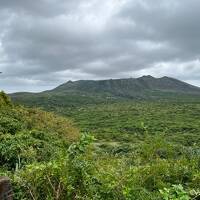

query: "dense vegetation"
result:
(48, 101), (200, 199)
(1, 90), (200, 199)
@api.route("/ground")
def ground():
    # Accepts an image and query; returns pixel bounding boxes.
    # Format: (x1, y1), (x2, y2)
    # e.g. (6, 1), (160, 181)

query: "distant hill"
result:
(10, 76), (200, 108)
(51, 75), (200, 96)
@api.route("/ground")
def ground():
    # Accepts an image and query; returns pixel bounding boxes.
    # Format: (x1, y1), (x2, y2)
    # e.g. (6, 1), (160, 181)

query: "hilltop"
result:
(10, 76), (200, 109)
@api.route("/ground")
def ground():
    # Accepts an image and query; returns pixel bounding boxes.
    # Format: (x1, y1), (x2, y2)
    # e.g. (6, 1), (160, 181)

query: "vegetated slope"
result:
(10, 76), (200, 109)
(1, 92), (200, 199)
(53, 75), (200, 96)
(0, 91), (79, 170)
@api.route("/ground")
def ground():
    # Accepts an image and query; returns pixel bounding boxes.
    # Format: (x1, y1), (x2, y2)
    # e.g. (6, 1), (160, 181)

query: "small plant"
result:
(68, 133), (95, 159)
(159, 184), (190, 200)
(141, 122), (148, 135)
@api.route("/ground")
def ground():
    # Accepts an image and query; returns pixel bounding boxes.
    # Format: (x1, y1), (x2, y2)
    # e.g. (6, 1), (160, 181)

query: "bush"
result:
(13, 134), (98, 200)
(0, 116), (22, 134)
(159, 184), (190, 200)
(0, 130), (66, 170)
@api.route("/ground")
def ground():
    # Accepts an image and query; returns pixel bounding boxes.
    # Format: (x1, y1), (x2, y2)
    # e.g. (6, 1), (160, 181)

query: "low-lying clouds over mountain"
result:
(0, 0), (200, 92)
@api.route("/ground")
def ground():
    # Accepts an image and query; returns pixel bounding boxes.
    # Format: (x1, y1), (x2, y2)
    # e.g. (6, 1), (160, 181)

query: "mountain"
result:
(9, 76), (200, 108)
(51, 75), (200, 96)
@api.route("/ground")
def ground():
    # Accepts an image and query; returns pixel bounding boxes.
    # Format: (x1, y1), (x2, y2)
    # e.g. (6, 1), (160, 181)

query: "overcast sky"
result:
(0, 0), (200, 92)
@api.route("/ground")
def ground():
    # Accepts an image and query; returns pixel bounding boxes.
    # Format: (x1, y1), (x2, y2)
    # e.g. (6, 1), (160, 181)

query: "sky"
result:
(0, 0), (200, 93)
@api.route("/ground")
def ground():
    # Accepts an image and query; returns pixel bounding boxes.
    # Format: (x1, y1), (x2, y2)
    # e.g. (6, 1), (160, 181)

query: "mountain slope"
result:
(10, 76), (200, 108)
(51, 75), (200, 96)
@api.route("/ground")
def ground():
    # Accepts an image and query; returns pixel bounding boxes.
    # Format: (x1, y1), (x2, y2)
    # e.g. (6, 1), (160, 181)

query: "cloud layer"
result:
(0, 0), (200, 92)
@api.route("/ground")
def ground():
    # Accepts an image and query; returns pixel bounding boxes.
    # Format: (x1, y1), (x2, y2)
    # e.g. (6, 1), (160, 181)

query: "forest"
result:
(0, 91), (200, 199)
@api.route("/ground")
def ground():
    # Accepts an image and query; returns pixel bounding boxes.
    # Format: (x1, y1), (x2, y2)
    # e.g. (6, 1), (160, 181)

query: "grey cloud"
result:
(0, 0), (85, 17)
(0, 0), (200, 92)
(117, 0), (200, 58)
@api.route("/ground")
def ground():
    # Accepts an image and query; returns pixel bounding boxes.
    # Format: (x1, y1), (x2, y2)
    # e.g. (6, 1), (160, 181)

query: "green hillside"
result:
(53, 76), (200, 96)
(10, 76), (200, 110)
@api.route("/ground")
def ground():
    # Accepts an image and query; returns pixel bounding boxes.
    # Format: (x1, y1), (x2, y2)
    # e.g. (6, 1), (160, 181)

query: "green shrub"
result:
(13, 134), (98, 200)
(159, 184), (190, 200)
(0, 91), (12, 106)
(0, 130), (66, 170)
(0, 116), (22, 134)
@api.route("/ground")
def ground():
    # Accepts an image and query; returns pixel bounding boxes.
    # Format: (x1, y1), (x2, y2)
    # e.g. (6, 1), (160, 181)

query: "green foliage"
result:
(3, 131), (200, 199)
(0, 116), (22, 134)
(63, 102), (200, 146)
(13, 133), (98, 200)
(0, 130), (66, 170)
(68, 133), (95, 158)
(0, 91), (12, 106)
(159, 185), (190, 200)
(1, 92), (200, 199)
(0, 93), (79, 171)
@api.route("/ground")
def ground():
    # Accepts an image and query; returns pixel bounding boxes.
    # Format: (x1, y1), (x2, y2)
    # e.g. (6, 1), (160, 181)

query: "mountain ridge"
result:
(9, 76), (200, 108)
(50, 75), (200, 95)
(10, 76), (200, 95)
